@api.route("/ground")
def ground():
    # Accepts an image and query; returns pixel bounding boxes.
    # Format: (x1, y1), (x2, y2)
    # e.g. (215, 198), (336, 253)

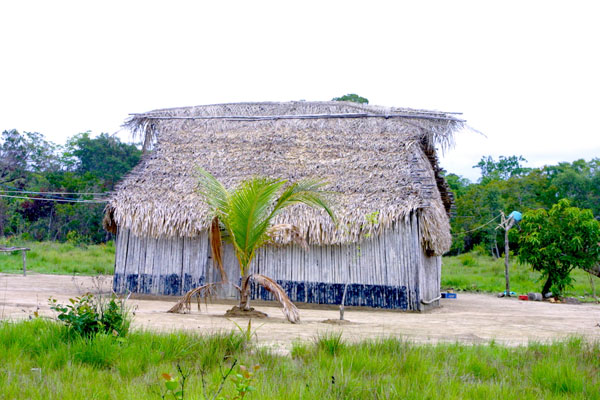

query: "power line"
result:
(452, 214), (501, 236)
(0, 194), (107, 204)
(0, 189), (108, 196)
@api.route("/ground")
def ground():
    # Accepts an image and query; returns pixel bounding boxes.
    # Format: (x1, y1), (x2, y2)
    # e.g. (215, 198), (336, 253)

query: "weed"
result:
(160, 364), (190, 400)
(230, 364), (261, 399)
(49, 293), (131, 338)
(230, 319), (263, 344)
(316, 332), (345, 356)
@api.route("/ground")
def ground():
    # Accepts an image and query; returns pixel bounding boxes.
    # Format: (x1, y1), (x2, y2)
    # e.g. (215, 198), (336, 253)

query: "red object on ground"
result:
(518, 295), (529, 301)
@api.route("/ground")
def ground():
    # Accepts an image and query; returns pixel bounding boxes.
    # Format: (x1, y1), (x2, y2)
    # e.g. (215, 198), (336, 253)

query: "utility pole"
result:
(497, 211), (516, 297)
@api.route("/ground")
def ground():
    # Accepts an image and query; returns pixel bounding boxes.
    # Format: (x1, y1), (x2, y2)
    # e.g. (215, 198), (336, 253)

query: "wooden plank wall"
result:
(249, 216), (423, 310)
(113, 212), (441, 311)
(113, 229), (209, 295)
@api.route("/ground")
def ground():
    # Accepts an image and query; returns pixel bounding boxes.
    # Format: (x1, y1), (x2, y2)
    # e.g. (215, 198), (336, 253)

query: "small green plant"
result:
(160, 365), (189, 400)
(230, 319), (263, 344)
(230, 364), (261, 399)
(362, 210), (379, 239)
(49, 293), (131, 338)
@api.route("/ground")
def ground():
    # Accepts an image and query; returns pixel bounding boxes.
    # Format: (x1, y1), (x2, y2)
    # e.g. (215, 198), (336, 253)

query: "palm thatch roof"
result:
(104, 101), (465, 255)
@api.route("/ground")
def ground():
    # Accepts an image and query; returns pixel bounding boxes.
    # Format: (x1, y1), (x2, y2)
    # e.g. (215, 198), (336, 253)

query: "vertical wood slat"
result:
(114, 212), (441, 311)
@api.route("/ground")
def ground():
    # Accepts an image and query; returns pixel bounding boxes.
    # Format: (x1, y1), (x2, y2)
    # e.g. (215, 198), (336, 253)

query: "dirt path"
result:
(1, 273), (599, 352)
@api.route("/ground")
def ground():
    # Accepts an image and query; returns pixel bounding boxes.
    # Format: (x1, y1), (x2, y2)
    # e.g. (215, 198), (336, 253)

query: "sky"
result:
(1, 0), (598, 181)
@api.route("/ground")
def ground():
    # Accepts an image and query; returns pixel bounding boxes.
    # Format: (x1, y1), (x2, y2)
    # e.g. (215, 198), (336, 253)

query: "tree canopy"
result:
(331, 93), (369, 104)
(0, 130), (141, 243)
(517, 199), (600, 296)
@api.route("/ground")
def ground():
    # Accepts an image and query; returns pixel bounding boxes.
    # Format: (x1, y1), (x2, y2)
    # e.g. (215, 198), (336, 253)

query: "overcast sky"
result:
(1, 1), (598, 181)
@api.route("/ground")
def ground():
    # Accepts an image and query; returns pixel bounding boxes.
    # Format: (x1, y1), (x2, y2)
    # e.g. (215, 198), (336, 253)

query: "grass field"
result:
(0, 240), (114, 275)
(443, 251), (599, 300)
(1, 240), (598, 299)
(0, 319), (598, 399)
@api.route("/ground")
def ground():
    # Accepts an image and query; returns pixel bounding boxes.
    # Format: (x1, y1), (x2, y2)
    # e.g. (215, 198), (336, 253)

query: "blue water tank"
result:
(508, 211), (522, 222)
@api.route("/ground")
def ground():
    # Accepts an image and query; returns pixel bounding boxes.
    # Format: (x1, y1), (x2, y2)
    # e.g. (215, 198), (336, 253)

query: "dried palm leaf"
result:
(266, 224), (308, 250)
(210, 216), (227, 282)
(244, 274), (300, 323)
(167, 283), (218, 314)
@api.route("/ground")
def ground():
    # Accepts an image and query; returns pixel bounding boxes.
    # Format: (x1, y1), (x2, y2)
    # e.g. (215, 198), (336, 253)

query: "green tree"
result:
(518, 199), (600, 296)
(544, 158), (600, 216)
(474, 155), (531, 183)
(444, 173), (471, 199)
(0, 129), (61, 185)
(332, 93), (369, 104)
(64, 132), (141, 188)
(197, 168), (335, 322)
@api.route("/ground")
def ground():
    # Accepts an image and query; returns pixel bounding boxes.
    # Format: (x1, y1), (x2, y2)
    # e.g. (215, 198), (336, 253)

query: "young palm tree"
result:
(170, 168), (335, 323)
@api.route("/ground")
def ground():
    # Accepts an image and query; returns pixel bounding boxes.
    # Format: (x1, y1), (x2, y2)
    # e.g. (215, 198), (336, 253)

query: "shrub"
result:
(459, 254), (477, 267)
(49, 293), (131, 338)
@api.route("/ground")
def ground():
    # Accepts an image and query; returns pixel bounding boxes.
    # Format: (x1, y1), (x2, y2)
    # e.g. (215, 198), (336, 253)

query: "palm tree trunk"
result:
(239, 274), (252, 310)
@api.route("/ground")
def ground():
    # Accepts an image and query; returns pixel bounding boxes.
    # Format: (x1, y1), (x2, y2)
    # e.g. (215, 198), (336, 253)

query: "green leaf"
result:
(165, 379), (178, 391)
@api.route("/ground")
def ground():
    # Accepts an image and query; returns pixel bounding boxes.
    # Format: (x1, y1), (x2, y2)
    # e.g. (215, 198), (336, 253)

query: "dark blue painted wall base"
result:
(114, 273), (410, 310)
(249, 280), (409, 310)
(113, 273), (205, 296)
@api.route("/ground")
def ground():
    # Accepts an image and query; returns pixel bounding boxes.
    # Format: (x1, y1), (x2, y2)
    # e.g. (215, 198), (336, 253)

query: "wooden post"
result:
(504, 225), (510, 296)
(339, 283), (348, 320)
(22, 250), (27, 276)
(497, 212), (515, 297)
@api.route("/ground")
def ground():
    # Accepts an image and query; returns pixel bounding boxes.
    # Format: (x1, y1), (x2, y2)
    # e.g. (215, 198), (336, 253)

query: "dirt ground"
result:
(1, 273), (599, 352)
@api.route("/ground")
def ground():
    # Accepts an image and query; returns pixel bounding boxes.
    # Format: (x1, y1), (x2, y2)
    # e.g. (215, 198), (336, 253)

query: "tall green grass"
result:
(443, 251), (599, 299)
(0, 240), (114, 275)
(1, 319), (598, 399)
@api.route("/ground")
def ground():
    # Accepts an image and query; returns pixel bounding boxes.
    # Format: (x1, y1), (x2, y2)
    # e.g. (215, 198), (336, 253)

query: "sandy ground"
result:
(1, 273), (599, 352)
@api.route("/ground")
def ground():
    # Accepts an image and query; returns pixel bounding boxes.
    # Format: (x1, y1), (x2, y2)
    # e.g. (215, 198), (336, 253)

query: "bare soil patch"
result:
(1, 273), (599, 352)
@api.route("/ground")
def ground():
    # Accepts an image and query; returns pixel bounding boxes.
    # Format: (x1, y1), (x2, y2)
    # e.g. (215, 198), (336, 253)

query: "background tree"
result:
(64, 132), (141, 188)
(474, 155), (531, 183)
(517, 199), (600, 296)
(332, 93), (369, 104)
(0, 130), (141, 242)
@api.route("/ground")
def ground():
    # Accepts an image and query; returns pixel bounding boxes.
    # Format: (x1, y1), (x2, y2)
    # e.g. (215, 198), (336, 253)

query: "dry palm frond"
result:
(244, 274), (300, 323)
(167, 283), (218, 314)
(267, 224), (308, 250)
(210, 216), (227, 282)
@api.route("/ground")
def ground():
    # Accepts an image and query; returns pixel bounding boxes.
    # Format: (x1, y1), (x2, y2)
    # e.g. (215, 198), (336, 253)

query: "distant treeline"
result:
(447, 155), (600, 255)
(0, 129), (141, 243)
(1, 130), (598, 250)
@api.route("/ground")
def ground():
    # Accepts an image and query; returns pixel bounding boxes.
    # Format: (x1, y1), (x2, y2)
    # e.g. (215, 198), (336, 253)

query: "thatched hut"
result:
(104, 101), (464, 311)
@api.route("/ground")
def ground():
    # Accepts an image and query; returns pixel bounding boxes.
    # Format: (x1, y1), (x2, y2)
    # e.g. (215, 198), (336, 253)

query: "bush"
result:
(66, 230), (89, 247)
(459, 254), (477, 267)
(49, 293), (131, 338)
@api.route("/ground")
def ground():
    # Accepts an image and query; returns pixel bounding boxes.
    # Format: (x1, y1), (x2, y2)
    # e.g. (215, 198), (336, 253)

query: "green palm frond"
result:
(197, 169), (335, 277)
(197, 167), (230, 215)
(270, 178), (335, 223)
(226, 177), (285, 268)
